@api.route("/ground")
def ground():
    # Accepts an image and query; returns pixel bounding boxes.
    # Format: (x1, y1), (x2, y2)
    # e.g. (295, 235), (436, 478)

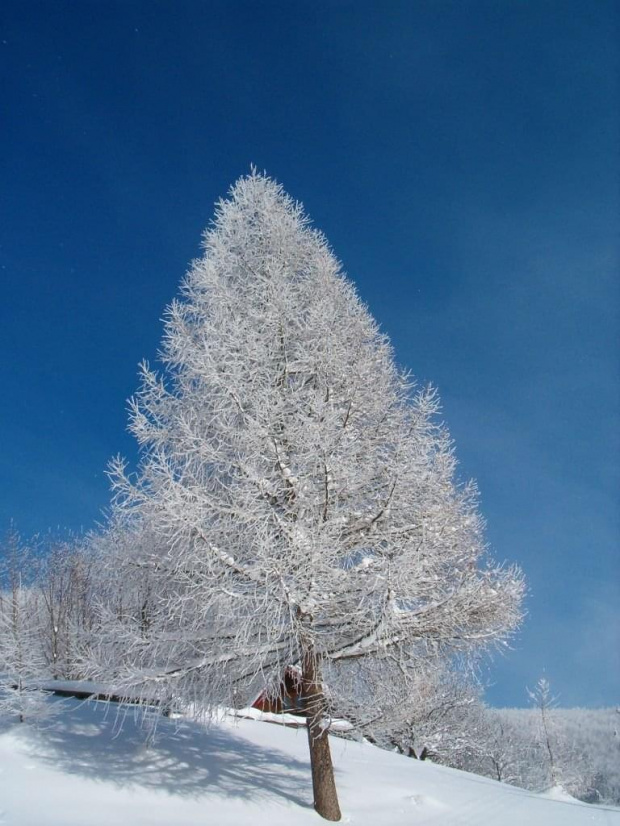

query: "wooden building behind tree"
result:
(251, 666), (305, 715)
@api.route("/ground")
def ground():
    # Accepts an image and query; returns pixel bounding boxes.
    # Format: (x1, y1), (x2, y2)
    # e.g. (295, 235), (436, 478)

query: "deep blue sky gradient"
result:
(1, 1), (618, 706)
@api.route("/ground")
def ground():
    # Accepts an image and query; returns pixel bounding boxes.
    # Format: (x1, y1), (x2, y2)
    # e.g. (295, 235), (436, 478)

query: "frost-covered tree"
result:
(34, 537), (95, 680)
(524, 677), (596, 797)
(528, 677), (562, 789)
(468, 707), (530, 784)
(0, 529), (53, 723)
(343, 657), (482, 761)
(100, 172), (524, 820)
(87, 517), (176, 691)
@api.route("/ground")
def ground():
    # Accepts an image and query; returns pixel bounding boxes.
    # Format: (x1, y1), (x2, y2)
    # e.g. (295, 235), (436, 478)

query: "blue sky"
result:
(1, 1), (618, 707)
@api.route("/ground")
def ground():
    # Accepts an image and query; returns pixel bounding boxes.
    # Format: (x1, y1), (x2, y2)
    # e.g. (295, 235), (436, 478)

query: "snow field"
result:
(1, 698), (619, 826)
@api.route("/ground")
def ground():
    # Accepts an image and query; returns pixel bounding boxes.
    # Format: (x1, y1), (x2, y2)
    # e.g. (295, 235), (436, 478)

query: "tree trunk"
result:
(302, 648), (342, 822)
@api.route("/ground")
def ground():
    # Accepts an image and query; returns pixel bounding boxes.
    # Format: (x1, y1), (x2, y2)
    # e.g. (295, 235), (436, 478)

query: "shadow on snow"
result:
(13, 698), (313, 809)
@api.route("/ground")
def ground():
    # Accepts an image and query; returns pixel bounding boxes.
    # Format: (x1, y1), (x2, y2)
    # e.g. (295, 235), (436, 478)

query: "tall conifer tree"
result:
(105, 172), (523, 820)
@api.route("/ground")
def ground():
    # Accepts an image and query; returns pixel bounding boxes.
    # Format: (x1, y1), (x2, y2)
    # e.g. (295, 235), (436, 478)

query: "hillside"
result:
(1, 697), (619, 825)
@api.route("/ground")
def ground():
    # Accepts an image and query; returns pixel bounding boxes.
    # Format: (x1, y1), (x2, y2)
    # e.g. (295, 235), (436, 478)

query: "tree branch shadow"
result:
(21, 698), (313, 809)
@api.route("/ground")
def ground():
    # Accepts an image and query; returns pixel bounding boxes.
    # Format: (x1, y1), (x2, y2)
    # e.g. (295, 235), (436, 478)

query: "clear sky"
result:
(1, 1), (618, 707)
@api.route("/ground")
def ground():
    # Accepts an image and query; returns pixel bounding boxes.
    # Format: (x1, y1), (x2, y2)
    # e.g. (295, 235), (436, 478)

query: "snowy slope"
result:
(1, 698), (619, 826)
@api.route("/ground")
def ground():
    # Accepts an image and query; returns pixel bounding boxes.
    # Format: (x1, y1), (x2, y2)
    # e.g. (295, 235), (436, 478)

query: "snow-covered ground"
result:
(1, 697), (619, 826)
